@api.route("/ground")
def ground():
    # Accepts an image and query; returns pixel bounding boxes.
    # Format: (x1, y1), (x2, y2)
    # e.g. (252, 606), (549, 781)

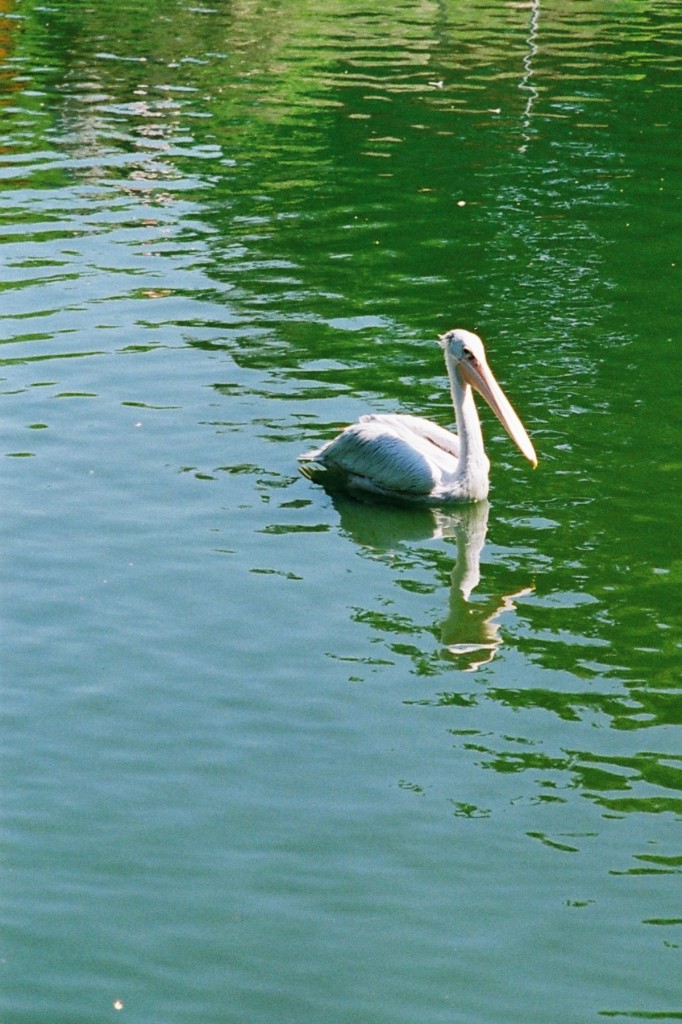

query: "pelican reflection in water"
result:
(299, 329), (537, 505)
(331, 498), (532, 672)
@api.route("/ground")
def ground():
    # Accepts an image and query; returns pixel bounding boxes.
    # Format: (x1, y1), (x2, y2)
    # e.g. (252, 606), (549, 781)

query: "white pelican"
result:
(298, 328), (537, 504)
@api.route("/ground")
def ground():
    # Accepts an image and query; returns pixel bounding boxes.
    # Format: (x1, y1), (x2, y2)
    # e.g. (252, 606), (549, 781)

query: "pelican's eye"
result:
(463, 348), (476, 362)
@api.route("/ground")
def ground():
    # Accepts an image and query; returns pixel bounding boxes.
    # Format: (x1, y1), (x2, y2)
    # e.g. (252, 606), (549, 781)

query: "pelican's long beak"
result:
(459, 355), (538, 467)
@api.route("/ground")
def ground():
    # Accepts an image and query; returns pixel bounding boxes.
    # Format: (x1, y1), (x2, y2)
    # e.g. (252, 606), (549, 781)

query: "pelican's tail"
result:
(297, 445), (329, 482)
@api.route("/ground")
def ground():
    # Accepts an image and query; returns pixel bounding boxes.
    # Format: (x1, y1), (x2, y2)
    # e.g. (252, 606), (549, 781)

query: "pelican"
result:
(298, 328), (537, 504)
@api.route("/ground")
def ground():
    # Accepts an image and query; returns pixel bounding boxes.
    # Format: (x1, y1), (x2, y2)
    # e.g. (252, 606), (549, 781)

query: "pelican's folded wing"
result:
(359, 414), (461, 459)
(300, 421), (440, 496)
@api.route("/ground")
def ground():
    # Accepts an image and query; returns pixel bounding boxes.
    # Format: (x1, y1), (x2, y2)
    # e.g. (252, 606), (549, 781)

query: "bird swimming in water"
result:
(298, 328), (537, 505)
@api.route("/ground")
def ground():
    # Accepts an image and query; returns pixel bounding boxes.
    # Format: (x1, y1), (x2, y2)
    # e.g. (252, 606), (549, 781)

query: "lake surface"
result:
(2, 1), (681, 1021)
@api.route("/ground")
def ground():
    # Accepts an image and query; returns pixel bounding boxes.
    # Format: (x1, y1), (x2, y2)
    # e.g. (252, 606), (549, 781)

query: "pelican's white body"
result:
(299, 329), (536, 505)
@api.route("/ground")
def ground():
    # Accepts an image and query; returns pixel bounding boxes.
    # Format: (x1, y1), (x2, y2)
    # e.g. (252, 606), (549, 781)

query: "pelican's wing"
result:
(360, 413), (461, 459)
(300, 420), (442, 496)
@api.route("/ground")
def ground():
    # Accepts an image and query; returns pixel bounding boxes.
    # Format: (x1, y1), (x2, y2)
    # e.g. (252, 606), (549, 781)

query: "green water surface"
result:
(2, 1), (681, 1022)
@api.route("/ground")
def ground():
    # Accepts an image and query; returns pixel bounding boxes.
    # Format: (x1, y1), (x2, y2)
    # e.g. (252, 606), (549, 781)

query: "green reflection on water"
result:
(3, 1), (682, 1023)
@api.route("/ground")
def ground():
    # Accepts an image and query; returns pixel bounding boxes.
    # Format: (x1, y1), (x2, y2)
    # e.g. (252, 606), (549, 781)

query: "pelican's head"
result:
(438, 328), (538, 468)
(438, 328), (488, 365)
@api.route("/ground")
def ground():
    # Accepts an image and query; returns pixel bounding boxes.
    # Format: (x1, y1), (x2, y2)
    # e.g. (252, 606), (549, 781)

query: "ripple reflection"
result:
(330, 496), (533, 673)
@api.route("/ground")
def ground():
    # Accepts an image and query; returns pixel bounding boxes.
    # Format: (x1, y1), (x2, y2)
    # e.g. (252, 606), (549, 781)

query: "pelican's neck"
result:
(447, 358), (490, 500)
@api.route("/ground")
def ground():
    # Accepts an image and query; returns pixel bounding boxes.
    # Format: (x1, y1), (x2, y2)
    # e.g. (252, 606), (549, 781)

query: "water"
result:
(2, 1), (681, 1021)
